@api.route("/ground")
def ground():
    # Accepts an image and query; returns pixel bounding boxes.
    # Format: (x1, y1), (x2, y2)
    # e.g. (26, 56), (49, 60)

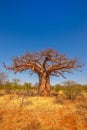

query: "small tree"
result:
(0, 71), (8, 86)
(12, 78), (20, 86)
(4, 48), (83, 96)
(5, 81), (13, 95)
(63, 80), (82, 100)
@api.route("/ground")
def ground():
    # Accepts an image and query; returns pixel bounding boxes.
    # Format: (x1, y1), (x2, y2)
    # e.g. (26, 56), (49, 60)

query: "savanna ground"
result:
(0, 89), (87, 130)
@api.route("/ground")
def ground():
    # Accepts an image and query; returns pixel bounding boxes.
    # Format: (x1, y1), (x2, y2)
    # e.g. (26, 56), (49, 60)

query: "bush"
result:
(64, 85), (82, 100)
(0, 85), (5, 90)
(54, 95), (64, 104)
(82, 85), (87, 93)
(54, 86), (64, 92)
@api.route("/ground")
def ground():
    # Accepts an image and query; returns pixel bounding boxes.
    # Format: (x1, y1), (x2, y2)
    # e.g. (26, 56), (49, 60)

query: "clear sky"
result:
(0, 0), (87, 85)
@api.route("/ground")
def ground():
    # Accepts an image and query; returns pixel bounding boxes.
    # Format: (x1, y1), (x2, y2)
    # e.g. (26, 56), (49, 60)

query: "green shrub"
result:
(53, 85), (64, 92)
(64, 85), (82, 100)
(82, 85), (87, 93)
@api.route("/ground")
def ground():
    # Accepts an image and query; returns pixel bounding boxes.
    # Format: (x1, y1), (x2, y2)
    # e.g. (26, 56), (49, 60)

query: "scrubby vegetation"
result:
(0, 71), (87, 130)
(0, 90), (87, 130)
(0, 75), (87, 100)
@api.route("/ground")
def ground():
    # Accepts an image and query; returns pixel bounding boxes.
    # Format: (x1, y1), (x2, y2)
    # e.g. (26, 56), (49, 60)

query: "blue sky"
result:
(0, 0), (87, 85)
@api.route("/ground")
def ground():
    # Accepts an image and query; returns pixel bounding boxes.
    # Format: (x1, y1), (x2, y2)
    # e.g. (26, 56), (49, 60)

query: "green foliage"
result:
(23, 82), (32, 90)
(0, 85), (5, 90)
(54, 85), (64, 92)
(82, 85), (87, 93)
(12, 78), (21, 88)
(63, 81), (82, 100)
(4, 81), (13, 94)
(53, 81), (83, 100)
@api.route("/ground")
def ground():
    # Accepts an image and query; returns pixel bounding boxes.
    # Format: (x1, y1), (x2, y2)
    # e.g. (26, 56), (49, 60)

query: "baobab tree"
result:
(4, 49), (83, 96)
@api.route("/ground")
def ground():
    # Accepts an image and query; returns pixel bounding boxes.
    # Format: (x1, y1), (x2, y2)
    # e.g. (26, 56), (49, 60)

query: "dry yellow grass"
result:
(0, 94), (87, 130)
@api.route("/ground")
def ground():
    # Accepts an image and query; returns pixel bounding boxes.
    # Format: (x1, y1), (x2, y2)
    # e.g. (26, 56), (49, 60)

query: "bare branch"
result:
(4, 49), (83, 78)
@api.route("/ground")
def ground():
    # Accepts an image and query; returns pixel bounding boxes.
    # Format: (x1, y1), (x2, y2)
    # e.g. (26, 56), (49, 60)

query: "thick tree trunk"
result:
(38, 73), (50, 96)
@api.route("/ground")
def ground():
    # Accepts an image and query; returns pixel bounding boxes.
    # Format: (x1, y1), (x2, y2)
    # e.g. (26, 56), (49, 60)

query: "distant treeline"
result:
(0, 79), (87, 94)
(0, 71), (87, 99)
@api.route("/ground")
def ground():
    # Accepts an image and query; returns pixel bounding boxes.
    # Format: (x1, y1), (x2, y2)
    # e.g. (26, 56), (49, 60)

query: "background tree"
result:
(4, 48), (83, 96)
(12, 78), (20, 86)
(0, 71), (8, 86)
(62, 80), (82, 100)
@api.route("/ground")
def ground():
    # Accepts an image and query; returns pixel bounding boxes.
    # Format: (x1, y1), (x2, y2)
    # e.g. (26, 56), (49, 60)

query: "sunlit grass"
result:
(0, 93), (87, 130)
